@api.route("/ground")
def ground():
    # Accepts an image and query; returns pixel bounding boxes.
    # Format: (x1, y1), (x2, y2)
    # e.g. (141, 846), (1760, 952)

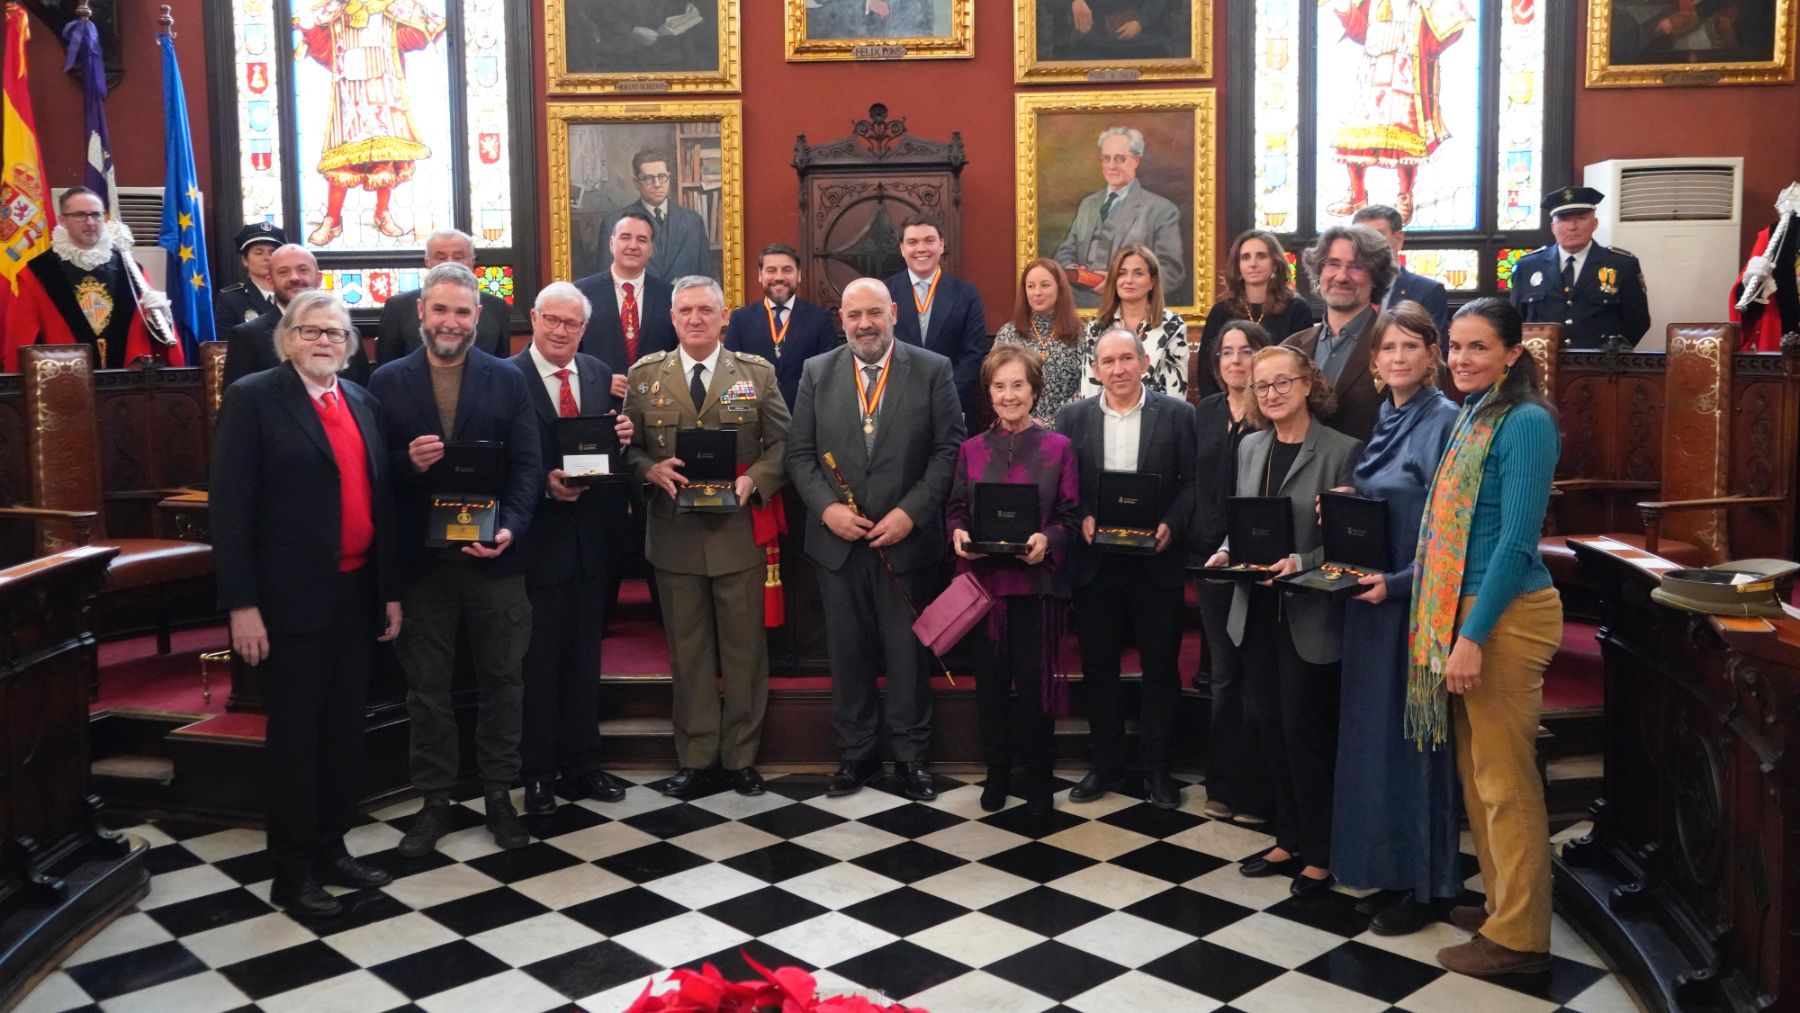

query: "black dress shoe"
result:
(271, 878), (343, 917)
(1239, 853), (1304, 878)
(826, 760), (880, 797)
(398, 800), (455, 859)
(662, 767), (709, 798)
(561, 772), (627, 803)
(316, 855), (391, 890)
(1145, 770), (1182, 810)
(980, 766), (1012, 813)
(485, 790), (530, 850)
(1023, 769), (1054, 821)
(729, 767), (767, 796)
(524, 780), (557, 815)
(1290, 872), (1337, 897)
(1371, 895), (1437, 936)
(900, 762), (937, 801)
(1355, 889), (1402, 917)
(1067, 768), (1121, 804)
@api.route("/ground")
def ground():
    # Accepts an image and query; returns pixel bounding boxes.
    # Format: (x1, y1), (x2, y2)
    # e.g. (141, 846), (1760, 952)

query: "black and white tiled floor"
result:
(21, 770), (1642, 1013)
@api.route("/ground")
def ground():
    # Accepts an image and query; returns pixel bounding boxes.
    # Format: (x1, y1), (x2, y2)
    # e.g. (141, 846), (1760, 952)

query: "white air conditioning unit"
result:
(50, 185), (184, 291)
(1583, 158), (1742, 351)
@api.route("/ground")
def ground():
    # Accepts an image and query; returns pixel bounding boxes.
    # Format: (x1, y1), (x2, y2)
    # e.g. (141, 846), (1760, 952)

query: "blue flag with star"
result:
(158, 31), (213, 361)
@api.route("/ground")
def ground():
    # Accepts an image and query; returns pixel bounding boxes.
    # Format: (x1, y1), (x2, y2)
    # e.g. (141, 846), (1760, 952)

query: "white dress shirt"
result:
(1557, 242), (1592, 285)
(612, 270), (646, 315)
(678, 343), (723, 405)
(1099, 386), (1146, 471)
(299, 370), (340, 406)
(529, 343), (580, 414)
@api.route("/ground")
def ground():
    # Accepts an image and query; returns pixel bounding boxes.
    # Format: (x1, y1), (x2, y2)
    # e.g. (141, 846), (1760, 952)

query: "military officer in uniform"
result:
(624, 275), (790, 799)
(1509, 186), (1651, 349)
(214, 222), (285, 339)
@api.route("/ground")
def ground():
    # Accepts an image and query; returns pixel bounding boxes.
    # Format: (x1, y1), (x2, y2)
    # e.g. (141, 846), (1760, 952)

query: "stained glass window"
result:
(463, 0), (513, 249)
(477, 265), (516, 304)
(1497, 0), (1546, 230)
(1253, 0), (1301, 233)
(318, 267), (425, 310)
(1495, 247), (1528, 290)
(233, 0), (283, 227)
(1399, 249), (1482, 292)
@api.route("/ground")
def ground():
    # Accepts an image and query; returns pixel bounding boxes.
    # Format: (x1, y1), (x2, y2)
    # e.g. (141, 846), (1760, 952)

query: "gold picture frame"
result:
(1014, 0), (1212, 84)
(546, 1), (742, 94)
(783, 0), (974, 62)
(1015, 89), (1216, 324)
(1586, 0), (1795, 87)
(546, 101), (745, 307)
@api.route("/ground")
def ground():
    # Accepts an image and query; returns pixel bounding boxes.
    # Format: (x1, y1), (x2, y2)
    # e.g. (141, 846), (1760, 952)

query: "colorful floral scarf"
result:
(1405, 388), (1510, 749)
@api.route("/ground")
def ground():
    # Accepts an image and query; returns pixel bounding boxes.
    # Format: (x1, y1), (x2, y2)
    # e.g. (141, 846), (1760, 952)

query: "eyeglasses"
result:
(1320, 259), (1368, 276)
(293, 324), (352, 344)
(62, 211), (105, 222)
(636, 173), (671, 185)
(1249, 375), (1299, 399)
(536, 312), (585, 334)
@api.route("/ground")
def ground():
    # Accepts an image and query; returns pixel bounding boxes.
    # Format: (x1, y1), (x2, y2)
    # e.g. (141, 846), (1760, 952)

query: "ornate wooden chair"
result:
(0, 346), (214, 656)
(200, 340), (229, 430)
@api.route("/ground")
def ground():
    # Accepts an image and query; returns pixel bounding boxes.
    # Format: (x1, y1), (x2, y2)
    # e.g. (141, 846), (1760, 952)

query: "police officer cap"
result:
(234, 220), (286, 253)
(1650, 559), (1800, 619)
(1544, 186), (1604, 219)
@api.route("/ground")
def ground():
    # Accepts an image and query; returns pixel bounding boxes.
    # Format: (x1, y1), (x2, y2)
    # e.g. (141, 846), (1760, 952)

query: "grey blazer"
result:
(1052, 183), (1185, 289)
(786, 341), (965, 573)
(1223, 421), (1365, 665)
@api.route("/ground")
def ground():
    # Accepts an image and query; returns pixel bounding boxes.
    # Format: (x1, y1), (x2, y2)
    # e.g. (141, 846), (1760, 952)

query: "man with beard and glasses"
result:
(4, 186), (182, 370)
(211, 289), (403, 917)
(787, 277), (963, 801)
(369, 262), (541, 857)
(225, 243), (373, 388)
(1282, 224), (1397, 441)
(724, 242), (840, 409)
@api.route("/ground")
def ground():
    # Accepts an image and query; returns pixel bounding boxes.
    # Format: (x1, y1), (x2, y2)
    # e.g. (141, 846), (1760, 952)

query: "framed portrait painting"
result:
(1016, 89), (1216, 319)
(546, 0), (741, 94)
(785, 0), (975, 61)
(547, 101), (745, 306)
(1587, 0), (1795, 86)
(1015, 0), (1212, 83)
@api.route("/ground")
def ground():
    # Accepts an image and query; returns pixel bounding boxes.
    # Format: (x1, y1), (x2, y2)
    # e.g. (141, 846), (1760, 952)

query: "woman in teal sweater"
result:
(1409, 298), (1562, 978)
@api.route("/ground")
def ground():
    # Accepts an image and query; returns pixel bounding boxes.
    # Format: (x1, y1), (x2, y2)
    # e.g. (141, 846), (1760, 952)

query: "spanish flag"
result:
(1, 1), (52, 297)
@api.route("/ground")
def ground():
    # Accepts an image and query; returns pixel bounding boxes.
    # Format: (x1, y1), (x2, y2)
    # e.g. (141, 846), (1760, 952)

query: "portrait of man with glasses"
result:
(596, 147), (713, 284)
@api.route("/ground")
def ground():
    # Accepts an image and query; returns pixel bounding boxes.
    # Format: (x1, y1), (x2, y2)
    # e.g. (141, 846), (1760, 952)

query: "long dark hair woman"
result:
(1191, 320), (1274, 826)
(1414, 298), (1562, 977)
(1194, 230), (1315, 400)
(1327, 301), (1461, 935)
(994, 256), (1087, 425)
(947, 344), (1081, 824)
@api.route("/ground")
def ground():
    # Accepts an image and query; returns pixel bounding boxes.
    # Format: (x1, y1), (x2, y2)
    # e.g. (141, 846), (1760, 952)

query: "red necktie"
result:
(620, 281), (640, 364)
(553, 368), (579, 418)
(320, 390), (338, 411)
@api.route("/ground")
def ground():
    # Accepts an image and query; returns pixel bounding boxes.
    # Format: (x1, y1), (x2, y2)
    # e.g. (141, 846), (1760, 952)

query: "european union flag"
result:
(158, 30), (213, 362)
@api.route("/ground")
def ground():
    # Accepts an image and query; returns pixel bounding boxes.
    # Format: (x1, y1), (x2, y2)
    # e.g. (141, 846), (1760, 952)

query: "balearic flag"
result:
(61, 10), (115, 211)
(159, 27), (214, 359)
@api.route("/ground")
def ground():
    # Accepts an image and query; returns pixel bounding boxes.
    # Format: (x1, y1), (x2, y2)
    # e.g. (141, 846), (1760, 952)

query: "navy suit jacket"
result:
(723, 298), (841, 409)
(884, 270), (991, 411)
(1509, 242), (1651, 349)
(573, 271), (678, 375)
(1055, 391), (1197, 589)
(368, 346), (541, 585)
(509, 348), (624, 588)
(376, 290), (512, 364)
(224, 308), (371, 389)
(1384, 268), (1451, 349)
(597, 200), (712, 282)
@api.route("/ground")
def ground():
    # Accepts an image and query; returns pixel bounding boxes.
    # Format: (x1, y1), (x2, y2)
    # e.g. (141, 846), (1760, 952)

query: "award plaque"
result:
(1190, 496), (1295, 580)
(557, 413), (623, 486)
(1280, 492), (1391, 599)
(425, 441), (506, 547)
(675, 427), (739, 513)
(968, 482), (1037, 555)
(426, 496), (498, 547)
(1092, 470), (1161, 554)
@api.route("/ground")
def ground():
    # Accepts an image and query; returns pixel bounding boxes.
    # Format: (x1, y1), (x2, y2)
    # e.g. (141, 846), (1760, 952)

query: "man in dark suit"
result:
(724, 242), (841, 408)
(1352, 204), (1450, 343)
(884, 215), (991, 413)
(511, 281), (636, 816)
(1510, 185), (1651, 349)
(211, 290), (402, 917)
(788, 277), (964, 801)
(224, 244), (372, 388)
(576, 210), (678, 398)
(368, 262), (541, 858)
(1055, 327), (1196, 809)
(1282, 224), (1397, 442)
(213, 221), (283, 339)
(596, 148), (712, 283)
(376, 229), (513, 364)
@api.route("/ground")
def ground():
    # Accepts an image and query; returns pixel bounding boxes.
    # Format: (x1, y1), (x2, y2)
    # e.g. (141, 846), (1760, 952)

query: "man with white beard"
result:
(3, 186), (182, 370)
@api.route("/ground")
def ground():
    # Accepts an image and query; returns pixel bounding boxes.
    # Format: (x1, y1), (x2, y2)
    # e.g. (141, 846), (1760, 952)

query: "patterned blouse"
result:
(994, 315), (1087, 426)
(1081, 308), (1189, 399)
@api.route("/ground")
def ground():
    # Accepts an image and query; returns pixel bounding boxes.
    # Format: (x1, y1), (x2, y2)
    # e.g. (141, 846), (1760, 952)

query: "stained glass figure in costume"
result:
(1323, 0), (1473, 225)
(294, 0), (446, 247)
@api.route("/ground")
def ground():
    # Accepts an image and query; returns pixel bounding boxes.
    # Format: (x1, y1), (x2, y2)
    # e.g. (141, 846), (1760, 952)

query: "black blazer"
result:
(224, 308), (371, 389)
(1189, 392), (1250, 554)
(1384, 268), (1451, 349)
(509, 348), (622, 588)
(367, 345), (542, 585)
(1055, 390), (1197, 589)
(884, 270), (991, 411)
(375, 290), (513, 364)
(573, 271), (678, 374)
(723, 298), (841, 409)
(210, 363), (396, 634)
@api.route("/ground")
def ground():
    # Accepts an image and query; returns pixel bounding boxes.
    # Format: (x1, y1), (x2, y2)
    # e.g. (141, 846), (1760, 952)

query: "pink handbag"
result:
(912, 571), (994, 656)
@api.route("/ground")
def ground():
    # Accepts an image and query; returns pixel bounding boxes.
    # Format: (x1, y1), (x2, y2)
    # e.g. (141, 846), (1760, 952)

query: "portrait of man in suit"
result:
(1053, 125), (1186, 309)
(565, 0), (720, 75)
(568, 123), (721, 285)
(803, 0), (948, 39)
(1034, 0), (1191, 62)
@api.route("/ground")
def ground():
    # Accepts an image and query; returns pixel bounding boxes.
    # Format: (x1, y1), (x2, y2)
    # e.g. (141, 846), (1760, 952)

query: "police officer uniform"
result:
(1509, 186), (1650, 349)
(622, 347), (789, 793)
(214, 222), (284, 340)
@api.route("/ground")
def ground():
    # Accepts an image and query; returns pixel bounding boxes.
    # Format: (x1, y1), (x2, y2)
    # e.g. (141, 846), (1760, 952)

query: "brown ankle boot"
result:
(1448, 904), (1489, 933)
(1436, 934), (1552, 976)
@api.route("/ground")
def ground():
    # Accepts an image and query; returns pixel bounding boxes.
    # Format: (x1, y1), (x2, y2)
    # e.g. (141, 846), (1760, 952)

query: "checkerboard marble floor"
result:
(19, 770), (1643, 1013)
